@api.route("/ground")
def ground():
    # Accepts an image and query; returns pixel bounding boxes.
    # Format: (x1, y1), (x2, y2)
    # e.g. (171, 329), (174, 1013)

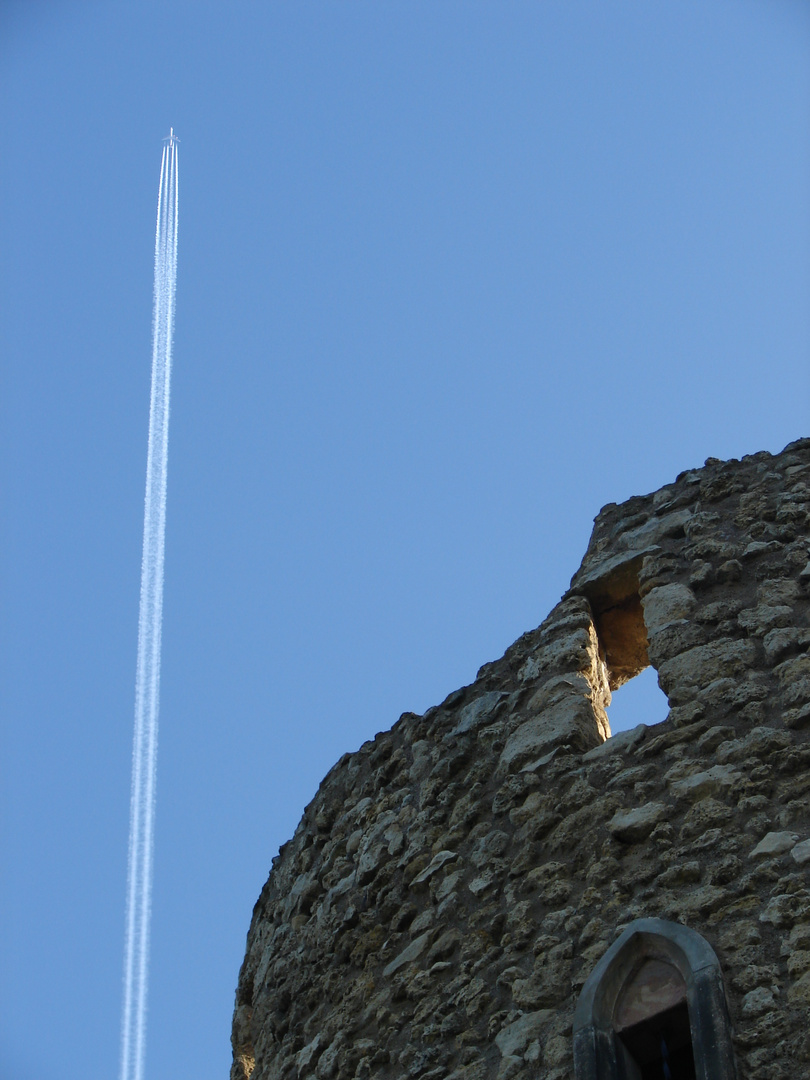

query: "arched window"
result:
(573, 918), (737, 1080)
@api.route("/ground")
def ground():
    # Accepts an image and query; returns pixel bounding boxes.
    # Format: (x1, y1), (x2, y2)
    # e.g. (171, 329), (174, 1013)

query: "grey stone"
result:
(758, 578), (801, 605)
(741, 987), (777, 1017)
(500, 685), (599, 772)
(583, 723), (647, 759)
(296, 1034), (323, 1073)
(468, 875), (496, 897)
(738, 604), (794, 636)
(750, 832), (798, 859)
(452, 691), (507, 736)
(668, 764), (739, 801)
(608, 803), (669, 843)
(658, 639), (756, 704)
(642, 583), (696, 634)
(411, 849), (459, 885)
(494, 1011), (552, 1057)
(382, 931), (433, 977)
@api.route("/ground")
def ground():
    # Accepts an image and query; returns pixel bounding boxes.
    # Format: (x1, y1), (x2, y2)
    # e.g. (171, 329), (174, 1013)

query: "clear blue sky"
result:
(2, 3), (808, 1078)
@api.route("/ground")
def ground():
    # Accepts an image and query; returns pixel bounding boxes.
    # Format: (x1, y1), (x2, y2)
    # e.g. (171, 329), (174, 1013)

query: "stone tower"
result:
(231, 438), (810, 1080)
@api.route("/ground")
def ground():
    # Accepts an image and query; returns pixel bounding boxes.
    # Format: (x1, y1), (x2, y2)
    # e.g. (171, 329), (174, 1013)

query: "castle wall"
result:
(232, 438), (810, 1080)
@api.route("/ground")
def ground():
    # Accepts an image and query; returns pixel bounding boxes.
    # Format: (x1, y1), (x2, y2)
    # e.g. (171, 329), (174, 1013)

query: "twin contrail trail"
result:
(120, 130), (179, 1080)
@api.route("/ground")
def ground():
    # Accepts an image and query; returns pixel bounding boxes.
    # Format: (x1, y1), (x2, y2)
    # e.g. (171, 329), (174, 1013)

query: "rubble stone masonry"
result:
(231, 438), (810, 1080)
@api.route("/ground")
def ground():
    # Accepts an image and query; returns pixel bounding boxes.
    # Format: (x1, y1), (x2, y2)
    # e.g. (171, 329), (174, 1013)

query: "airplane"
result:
(163, 127), (179, 146)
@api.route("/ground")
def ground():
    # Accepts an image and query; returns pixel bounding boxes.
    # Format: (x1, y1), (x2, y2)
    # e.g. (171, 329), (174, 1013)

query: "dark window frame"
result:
(573, 918), (737, 1080)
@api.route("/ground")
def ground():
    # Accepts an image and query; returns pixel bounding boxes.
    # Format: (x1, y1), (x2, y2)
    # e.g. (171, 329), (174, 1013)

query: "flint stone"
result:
(571, 547), (656, 596)
(468, 875), (495, 897)
(783, 704), (810, 730)
(427, 929), (460, 962)
(787, 951), (810, 978)
(618, 508), (692, 550)
(494, 1011), (552, 1058)
(758, 578), (801, 605)
(409, 740), (435, 782)
(316, 1035), (344, 1079)
(792, 839), (810, 866)
(346, 829), (363, 855)
(742, 541), (781, 558)
(718, 726), (792, 764)
(435, 870), (463, 902)
(495, 1055), (522, 1080)
(763, 627), (810, 664)
(357, 843), (388, 884)
(509, 791), (546, 826)
(760, 893), (810, 928)
(535, 627), (593, 670)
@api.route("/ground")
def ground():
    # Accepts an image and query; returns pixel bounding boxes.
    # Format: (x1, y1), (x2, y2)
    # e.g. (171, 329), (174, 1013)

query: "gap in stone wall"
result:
(583, 558), (671, 737)
(607, 665), (669, 735)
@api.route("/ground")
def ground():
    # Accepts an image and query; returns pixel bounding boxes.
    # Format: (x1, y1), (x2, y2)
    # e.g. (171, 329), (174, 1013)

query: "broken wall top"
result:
(232, 437), (810, 1080)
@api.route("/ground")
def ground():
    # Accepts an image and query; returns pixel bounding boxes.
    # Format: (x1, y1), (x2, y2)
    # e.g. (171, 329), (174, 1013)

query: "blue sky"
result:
(2, 3), (809, 1079)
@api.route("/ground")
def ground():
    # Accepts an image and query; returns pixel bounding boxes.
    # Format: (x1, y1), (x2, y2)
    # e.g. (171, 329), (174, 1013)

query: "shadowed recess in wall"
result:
(579, 550), (669, 736)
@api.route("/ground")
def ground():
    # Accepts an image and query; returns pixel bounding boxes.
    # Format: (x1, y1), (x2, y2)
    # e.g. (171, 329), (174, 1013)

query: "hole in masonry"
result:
(606, 665), (670, 735)
(584, 556), (649, 690)
(582, 558), (671, 738)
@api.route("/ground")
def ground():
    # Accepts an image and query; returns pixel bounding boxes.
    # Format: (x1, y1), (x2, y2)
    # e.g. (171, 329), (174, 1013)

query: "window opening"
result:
(583, 558), (669, 737)
(607, 666), (669, 735)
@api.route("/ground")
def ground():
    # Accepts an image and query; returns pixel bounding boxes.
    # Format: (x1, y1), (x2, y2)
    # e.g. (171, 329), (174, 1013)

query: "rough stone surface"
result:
(231, 439), (810, 1080)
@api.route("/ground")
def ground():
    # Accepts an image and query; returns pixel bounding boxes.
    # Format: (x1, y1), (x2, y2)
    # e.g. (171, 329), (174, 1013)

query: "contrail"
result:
(120, 130), (179, 1080)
